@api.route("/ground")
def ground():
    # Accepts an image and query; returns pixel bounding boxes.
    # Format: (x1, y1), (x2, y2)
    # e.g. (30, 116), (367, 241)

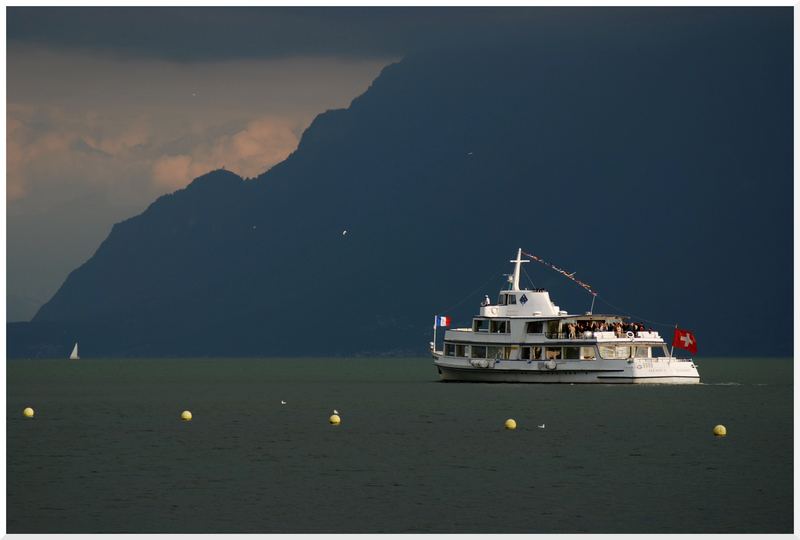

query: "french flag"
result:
(436, 315), (451, 327)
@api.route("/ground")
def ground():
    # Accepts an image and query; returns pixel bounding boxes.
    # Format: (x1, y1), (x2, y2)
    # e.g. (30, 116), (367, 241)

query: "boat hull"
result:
(433, 355), (700, 384)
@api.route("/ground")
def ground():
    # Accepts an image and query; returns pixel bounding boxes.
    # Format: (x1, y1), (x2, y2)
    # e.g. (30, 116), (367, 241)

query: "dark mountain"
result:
(10, 10), (792, 357)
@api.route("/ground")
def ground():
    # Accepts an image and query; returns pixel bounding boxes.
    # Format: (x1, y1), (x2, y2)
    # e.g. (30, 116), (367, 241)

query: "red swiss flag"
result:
(672, 328), (698, 355)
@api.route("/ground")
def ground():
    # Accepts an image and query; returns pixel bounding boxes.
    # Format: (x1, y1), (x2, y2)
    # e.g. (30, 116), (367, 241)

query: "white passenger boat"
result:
(432, 249), (700, 384)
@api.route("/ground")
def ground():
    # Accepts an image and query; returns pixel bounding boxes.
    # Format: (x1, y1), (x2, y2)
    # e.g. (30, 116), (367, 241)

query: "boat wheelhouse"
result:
(431, 249), (700, 384)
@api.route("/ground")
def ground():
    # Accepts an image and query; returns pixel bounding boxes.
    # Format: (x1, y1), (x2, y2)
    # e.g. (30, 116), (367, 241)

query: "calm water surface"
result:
(7, 357), (793, 533)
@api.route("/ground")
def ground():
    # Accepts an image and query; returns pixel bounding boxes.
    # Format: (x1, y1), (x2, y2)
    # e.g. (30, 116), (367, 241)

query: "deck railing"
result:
(545, 332), (595, 340)
(546, 331), (660, 340)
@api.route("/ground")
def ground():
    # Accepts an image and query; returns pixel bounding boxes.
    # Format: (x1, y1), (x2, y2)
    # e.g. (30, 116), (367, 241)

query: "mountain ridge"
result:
(10, 14), (793, 358)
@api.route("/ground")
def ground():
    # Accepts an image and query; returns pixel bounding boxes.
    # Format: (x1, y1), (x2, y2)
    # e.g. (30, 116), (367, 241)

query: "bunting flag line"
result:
(521, 250), (597, 296)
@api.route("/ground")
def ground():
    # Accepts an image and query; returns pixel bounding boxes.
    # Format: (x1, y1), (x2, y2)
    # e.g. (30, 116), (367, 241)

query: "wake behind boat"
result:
(431, 249), (700, 384)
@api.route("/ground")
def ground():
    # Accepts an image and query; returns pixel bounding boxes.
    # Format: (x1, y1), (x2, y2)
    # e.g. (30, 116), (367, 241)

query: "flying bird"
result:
(333, 409), (339, 415)
(537, 424), (546, 429)
(281, 400), (287, 405)
(342, 230), (348, 236)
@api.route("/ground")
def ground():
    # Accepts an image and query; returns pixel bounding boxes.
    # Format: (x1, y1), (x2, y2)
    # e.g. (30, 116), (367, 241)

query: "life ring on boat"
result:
(488, 307), (499, 316)
(545, 360), (557, 370)
(626, 331), (635, 340)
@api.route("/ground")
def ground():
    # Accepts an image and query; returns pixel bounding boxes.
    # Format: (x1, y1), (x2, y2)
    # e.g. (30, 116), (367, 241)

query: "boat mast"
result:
(509, 248), (528, 291)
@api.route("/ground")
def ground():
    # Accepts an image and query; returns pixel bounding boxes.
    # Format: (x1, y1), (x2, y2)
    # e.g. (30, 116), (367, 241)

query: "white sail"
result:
(70, 342), (79, 360)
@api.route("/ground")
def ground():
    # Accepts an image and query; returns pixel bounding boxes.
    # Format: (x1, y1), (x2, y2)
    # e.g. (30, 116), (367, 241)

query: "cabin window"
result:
(545, 347), (562, 360)
(615, 346), (632, 359)
(581, 346), (596, 360)
(652, 345), (669, 357)
(471, 346), (487, 358)
(599, 345), (615, 359)
(632, 345), (668, 358)
(490, 320), (509, 333)
(503, 346), (515, 359)
(526, 321), (544, 333)
(444, 343), (456, 356)
(522, 346), (542, 360)
(456, 344), (466, 357)
(487, 346), (503, 359)
(564, 347), (581, 360)
(599, 345), (633, 359)
(546, 320), (560, 336)
(473, 319), (488, 332)
(498, 293), (518, 305)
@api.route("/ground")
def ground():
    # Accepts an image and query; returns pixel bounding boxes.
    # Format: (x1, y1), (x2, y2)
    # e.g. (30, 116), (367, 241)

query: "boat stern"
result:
(623, 357), (701, 384)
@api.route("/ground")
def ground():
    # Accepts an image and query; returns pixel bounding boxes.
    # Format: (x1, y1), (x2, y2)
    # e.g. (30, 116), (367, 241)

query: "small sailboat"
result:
(69, 342), (79, 360)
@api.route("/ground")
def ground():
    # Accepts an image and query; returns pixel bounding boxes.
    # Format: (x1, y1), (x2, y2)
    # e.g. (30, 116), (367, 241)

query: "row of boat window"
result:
(444, 343), (669, 360)
(472, 320), (566, 334)
(471, 319), (648, 339)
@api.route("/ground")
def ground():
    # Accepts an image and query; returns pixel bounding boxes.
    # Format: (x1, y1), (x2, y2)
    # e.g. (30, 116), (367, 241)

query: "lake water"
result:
(6, 357), (793, 533)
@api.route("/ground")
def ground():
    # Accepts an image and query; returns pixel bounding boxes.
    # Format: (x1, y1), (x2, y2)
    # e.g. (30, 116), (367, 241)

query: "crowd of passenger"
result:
(566, 320), (651, 339)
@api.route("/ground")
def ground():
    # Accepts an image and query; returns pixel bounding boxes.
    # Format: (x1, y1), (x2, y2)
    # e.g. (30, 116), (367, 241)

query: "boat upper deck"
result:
(442, 249), (663, 345)
(446, 326), (663, 344)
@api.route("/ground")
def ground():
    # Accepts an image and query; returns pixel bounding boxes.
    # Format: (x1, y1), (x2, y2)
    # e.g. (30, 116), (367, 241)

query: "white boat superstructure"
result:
(432, 249), (700, 384)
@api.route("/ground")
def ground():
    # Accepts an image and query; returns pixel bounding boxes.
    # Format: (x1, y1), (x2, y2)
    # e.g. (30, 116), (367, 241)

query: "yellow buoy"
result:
(23, 407), (34, 418)
(329, 414), (341, 425)
(504, 418), (517, 430)
(713, 424), (727, 437)
(181, 410), (193, 421)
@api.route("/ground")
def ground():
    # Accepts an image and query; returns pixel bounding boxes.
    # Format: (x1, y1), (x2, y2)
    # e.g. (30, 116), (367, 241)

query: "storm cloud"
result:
(7, 20), (392, 320)
(8, 7), (546, 61)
